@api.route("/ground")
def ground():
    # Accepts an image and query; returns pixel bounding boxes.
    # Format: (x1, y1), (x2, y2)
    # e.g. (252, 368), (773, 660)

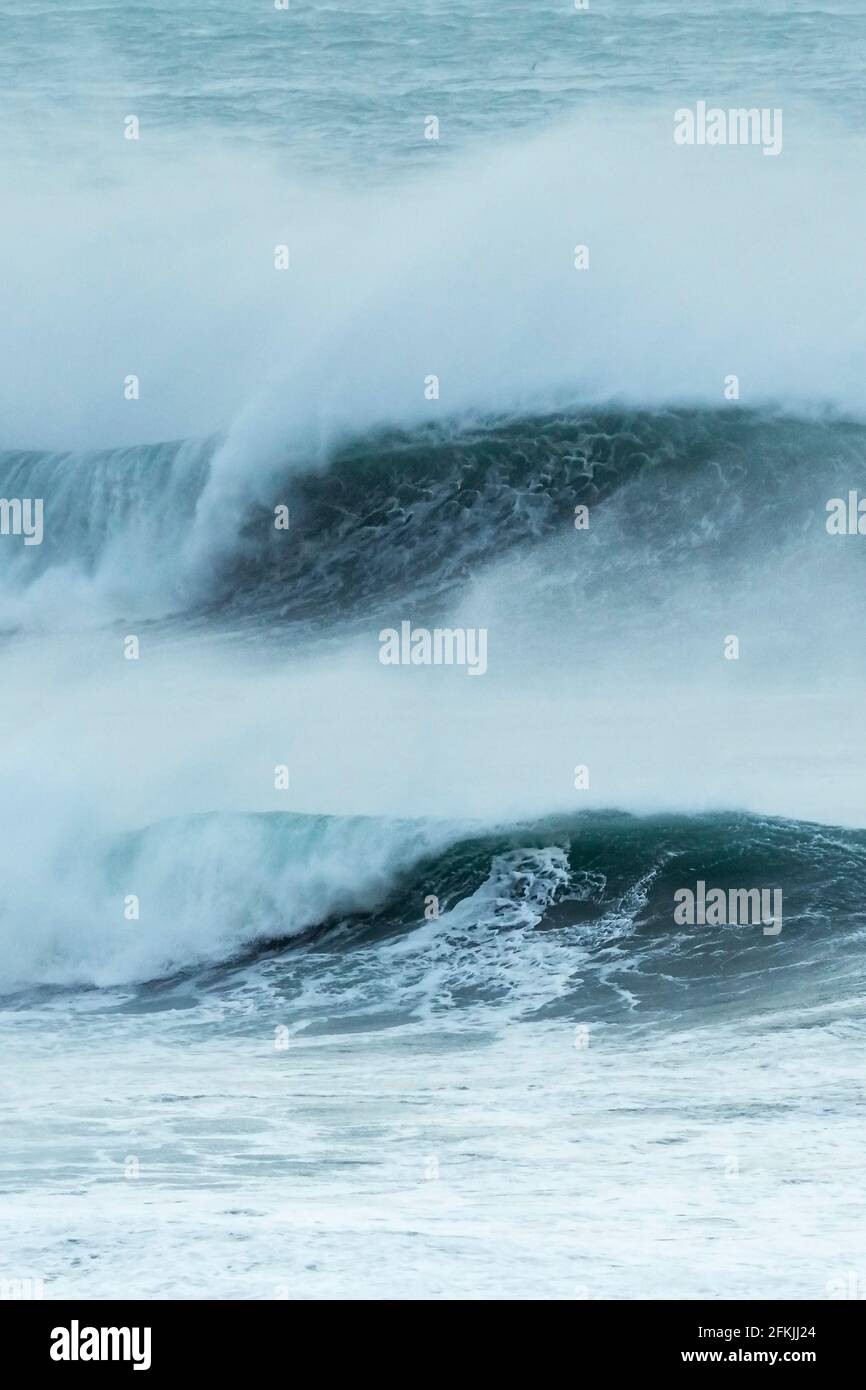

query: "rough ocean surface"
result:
(1, 0), (865, 1300)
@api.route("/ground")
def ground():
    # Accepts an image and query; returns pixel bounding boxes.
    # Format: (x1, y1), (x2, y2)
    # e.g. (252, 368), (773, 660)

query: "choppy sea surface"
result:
(1, 0), (865, 1299)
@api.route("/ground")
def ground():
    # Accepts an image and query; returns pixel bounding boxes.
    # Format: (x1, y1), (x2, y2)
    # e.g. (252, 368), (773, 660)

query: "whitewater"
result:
(1, 0), (865, 1300)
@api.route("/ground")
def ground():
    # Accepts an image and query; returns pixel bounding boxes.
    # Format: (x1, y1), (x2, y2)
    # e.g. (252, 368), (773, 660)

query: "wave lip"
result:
(0, 811), (466, 994)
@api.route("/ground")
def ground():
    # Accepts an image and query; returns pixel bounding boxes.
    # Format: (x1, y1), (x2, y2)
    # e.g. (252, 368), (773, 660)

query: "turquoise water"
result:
(1, 1), (865, 1301)
(3, 1), (866, 168)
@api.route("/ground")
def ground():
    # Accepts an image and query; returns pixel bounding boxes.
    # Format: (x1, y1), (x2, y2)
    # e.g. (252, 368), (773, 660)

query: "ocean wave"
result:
(2, 406), (865, 630)
(3, 809), (864, 1004)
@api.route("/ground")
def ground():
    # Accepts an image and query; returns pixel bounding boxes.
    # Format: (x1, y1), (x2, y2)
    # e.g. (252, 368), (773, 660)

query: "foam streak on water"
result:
(1, 0), (865, 1302)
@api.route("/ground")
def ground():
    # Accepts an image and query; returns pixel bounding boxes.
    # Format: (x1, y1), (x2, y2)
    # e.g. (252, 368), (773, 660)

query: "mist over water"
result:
(2, 107), (866, 455)
(2, 0), (865, 1302)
